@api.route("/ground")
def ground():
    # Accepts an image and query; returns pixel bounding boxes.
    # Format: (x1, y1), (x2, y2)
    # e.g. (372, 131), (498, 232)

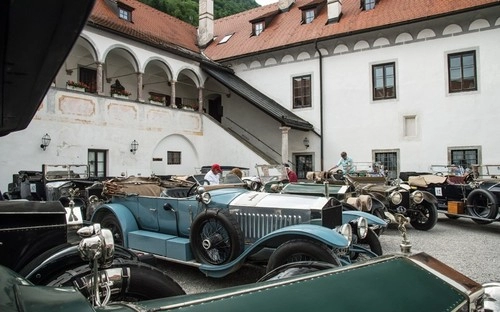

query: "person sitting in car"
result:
(204, 163), (222, 185)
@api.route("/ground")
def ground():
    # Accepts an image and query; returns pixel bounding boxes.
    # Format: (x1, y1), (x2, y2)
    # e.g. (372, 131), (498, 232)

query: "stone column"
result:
(198, 87), (203, 112)
(96, 62), (103, 95)
(280, 126), (291, 164)
(170, 80), (177, 108)
(137, 72), (144, 102)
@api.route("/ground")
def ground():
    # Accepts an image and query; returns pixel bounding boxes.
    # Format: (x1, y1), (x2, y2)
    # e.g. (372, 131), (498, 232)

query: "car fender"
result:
(342, 210), (387, 226)
(91, 203), (139, 247)
(199, 224), (348, 278)
(421, 191), (438, 204)
(22, 244), (137, 284)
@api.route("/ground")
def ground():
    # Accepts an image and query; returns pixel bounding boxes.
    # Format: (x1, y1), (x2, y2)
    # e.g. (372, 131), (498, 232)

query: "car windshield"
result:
(255, 164), (287, 184)
(43, 164), (90, 180)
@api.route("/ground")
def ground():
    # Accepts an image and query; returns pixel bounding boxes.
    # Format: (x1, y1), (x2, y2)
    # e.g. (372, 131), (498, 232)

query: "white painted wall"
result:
(229, 16), (500, 173)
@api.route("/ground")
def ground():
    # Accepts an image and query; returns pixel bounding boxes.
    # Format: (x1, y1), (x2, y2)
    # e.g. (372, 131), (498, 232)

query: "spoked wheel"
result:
(98, 213), (124, 246)
(266, 239), (341, 273)
(47, 259), (185, 302)
(466, 189), (498, 224)
(410, 202), (438, 231)
(190, 209), (244, 265)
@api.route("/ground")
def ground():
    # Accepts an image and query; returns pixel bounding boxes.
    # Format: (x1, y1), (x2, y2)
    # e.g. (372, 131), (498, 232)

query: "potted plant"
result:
(111, 89), (132, 99)
(66, 80), (88, 92)
(149, 95), (164, 104)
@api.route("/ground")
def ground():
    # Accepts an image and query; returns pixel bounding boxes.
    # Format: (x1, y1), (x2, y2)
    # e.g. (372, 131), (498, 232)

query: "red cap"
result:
(212, 164), (222, 172)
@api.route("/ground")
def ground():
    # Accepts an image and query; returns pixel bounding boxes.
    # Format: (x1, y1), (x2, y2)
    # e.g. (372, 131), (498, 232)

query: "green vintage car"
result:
(2, 250), (499, 312)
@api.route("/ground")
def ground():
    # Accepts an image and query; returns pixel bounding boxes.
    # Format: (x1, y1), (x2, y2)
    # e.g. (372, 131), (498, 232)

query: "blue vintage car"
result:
(91, 175), (386, 277)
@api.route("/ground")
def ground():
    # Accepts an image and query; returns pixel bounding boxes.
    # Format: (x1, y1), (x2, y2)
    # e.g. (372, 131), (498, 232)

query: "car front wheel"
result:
(410, 202), (438, 231)
(48, 259), (185, 302)
(266, 239), (340, 273)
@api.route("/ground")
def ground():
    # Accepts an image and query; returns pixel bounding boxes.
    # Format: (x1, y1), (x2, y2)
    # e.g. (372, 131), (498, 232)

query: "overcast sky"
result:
(256, 0), (279, 5)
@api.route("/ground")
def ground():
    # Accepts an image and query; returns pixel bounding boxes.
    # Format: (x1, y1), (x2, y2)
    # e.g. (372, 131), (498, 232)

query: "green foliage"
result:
(139, 0), (260, 26)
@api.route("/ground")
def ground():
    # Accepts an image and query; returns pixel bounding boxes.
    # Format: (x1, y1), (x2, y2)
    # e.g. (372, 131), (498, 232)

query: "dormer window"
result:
(299, 0), (325, 24)
(304, 9), (315, 24)
(254, 22), (264, 36)
(117, 2), (134, 22)
(360, 0), (379, 11)
(249, 10), (279, 37)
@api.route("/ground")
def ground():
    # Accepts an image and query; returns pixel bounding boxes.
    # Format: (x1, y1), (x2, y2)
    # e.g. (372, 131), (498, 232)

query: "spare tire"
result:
(190, 209), (244, 265)
(466, 189), (498, 220)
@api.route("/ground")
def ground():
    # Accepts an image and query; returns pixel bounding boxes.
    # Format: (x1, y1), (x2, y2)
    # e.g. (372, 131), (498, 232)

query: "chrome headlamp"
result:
(356, 217), (369, 239)
(389, 191), (403, 205)
(411, 190), (424, 204)
(337, 223), (352, 247)
(200, 191), (212, 204)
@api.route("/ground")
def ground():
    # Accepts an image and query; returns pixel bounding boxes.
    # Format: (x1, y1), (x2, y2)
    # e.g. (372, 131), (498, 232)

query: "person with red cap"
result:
(204, 163), (222, 185)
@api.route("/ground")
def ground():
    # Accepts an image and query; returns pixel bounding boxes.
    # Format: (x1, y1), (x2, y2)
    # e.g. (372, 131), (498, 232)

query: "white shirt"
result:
(204, 170), (220, 185)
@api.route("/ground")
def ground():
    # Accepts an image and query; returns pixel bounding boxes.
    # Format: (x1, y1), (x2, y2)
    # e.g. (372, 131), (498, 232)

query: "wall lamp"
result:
(130, 140), (139, 154)
(303, 137), (309, 149)
(40, 133), (51, 151)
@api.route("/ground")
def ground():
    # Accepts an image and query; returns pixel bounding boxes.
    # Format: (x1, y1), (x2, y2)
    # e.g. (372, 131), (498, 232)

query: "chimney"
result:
(278, 0), (295, 12)
(327, 0), (342, 23)
(198, 0), (214, 48)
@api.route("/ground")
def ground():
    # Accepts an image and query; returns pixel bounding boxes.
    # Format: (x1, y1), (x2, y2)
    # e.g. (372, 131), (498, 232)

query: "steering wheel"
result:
(463, 172), (474, 183)
(187, 179), (210, 197)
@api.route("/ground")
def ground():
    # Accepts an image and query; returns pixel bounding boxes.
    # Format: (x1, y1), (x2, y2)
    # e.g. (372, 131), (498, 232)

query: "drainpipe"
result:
(315, 41), (324, 170)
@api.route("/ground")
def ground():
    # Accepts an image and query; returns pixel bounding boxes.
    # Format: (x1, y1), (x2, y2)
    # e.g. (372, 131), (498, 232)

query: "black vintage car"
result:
(405, 165), (500, 225)
(5, 164), (105, 219)
(0, 199), (185, 303)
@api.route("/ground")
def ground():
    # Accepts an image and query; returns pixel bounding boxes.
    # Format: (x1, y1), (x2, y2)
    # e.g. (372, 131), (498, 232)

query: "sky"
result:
(256, 0), (279, 5)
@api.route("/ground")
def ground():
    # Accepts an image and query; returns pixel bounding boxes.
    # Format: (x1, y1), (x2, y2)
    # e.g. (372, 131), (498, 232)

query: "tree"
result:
(139, 0), (260, 26)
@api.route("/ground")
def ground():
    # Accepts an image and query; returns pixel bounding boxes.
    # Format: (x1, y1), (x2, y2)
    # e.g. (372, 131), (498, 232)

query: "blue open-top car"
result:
(91, 175), (387, 277)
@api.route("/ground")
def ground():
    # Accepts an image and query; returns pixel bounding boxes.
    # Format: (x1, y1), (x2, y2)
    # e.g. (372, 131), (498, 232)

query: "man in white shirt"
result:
(204, 164), (222, 185)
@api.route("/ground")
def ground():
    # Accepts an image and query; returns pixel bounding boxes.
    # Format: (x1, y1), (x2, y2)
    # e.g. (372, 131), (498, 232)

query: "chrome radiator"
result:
(233, 211), (304, 243)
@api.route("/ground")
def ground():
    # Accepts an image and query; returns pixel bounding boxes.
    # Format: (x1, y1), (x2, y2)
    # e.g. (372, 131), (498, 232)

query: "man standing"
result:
(204, 164), (222, 185)
(329, 152), (355, 174)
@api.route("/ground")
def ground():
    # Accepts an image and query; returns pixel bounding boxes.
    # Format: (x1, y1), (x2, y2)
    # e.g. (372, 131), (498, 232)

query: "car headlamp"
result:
(411, 190), (424, 204)
(389, 191), (403, 205)
(201, 192), (211, 204)
(356, 217), (368, 239)
(337, 224), (352, 247)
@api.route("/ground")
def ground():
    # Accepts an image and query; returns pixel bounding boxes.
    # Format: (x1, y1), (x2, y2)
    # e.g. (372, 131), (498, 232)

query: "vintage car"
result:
(344, 175), (439, 231)
(0, 199), (185, 304)
(2, 221), (499, 312)
(405, 164), (500, 225)
(251, 164), (389, 233)
(90, 175), (386, 277)
(4, 164), (105, 219)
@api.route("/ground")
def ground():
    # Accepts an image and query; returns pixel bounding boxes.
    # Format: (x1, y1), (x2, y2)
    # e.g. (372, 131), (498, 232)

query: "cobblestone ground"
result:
(158, 214), (500, 294)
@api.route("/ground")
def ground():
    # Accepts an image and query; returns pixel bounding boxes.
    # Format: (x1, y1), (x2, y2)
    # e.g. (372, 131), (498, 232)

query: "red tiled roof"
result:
(204, 0), (500, 61)
(89, 0), (199, 53)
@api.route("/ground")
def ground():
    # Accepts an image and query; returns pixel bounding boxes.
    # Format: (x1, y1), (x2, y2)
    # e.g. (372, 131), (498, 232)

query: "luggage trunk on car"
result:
(0, 201), (67, 272)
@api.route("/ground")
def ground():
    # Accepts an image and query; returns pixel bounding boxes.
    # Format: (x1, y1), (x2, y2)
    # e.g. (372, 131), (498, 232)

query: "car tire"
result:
(466, 189), (498, 222)
(98, 213), (125, 246)
(371, 205), (387, 236)
(410, 202), (438, 231)
(47, 259), (185, 301)
(190, 209), (244, 265)
(266, 239), (340, 273)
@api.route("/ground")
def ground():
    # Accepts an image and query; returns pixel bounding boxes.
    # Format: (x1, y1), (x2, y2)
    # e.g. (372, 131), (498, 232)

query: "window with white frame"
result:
(372, 62), (396, 100)
(448, 51), (477, 93)
(293, 75), (311, 108)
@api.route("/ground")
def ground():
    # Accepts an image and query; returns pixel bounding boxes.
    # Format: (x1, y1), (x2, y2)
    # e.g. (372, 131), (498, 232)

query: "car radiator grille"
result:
(234, 212), (303, 242)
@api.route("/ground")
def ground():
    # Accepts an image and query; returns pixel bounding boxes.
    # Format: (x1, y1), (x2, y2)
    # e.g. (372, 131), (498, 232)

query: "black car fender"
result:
(421, 191), (438, 204)
(20, 243), (137, 285)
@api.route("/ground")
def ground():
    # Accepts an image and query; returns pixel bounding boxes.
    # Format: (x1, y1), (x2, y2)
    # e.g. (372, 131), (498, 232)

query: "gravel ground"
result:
(158, 214), (500, 294)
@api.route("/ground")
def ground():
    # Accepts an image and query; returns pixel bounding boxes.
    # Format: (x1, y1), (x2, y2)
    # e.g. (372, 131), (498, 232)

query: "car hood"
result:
(0, 0), (95, 136)
(229, 190), (330, 210)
